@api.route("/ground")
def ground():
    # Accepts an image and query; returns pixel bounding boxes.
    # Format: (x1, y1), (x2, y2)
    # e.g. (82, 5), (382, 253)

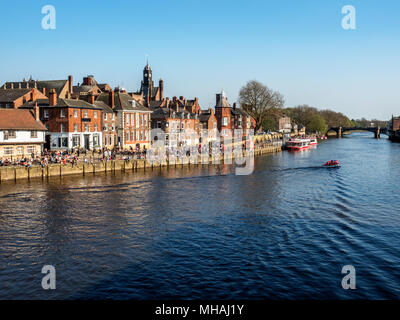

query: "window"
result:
(126, 114), (130, 126)
(44, 110), (49, 118)
(60, 109), (65, 118)
(83, 110), (88, 118)
(222, 117), (228, 126)
(93, 135), (99, 147)
(126, 132), (130, 142)
(72, 135), (80, 147)
(104, 123), (108, 131)
(136, 114), (139, 128)
(112, 113), (115, 120)
(109, 136), (112, 145)
(5, 104), (11, 109)
(74, 124), (78, 132)
(136, 130), (139, 141)
(30, 131), (37, 138)
(94, 124), (98, 132)
(140, 131), (143, 141)
(104, 113), (107, 120)
(61, 138), (68, 147)
(60, 124), (65, 132)
(17, 146), (24, 155)
(4, 130), (16, 140)
(3, 147), (13, 155)
(140, 114), (143, 125)
(131, 114), (134, 125)
(131, 131), (134, 141)
(94, 111), (97, 119)
(145, 130), (148, 141)
(74, 110), (78, 118)
(157, 122), (162, 129)
(84, 124), (89, 132)
(27, 146), (36, 154)
(144, 115), (148, 126)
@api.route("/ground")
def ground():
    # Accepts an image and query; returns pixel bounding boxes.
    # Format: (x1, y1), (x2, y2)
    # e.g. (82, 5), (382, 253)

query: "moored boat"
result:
(286, 138), (311, 150)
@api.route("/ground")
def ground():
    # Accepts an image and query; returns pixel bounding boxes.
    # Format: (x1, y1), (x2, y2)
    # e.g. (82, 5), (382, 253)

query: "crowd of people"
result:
(0, 138), (278, 168)
(0, 146), (148, 168)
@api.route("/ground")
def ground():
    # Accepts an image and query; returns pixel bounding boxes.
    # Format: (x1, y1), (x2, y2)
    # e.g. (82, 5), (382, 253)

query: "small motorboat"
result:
(323, 160), (340, 168)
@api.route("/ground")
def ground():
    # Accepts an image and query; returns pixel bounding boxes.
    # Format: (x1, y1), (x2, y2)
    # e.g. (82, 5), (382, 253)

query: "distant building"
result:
(214, 90), (255, 139)
(278, 115), (292, 133)
(97, 88), (152, 150)
(137, 63), (164, 106)
(22, 89), (103, 150)
(72, 75), (111, 99)
(2, 76), (74, 99)
(0, 88), (47, 109)
(0, 107), (47, 158)
(150, 96), (201, 147)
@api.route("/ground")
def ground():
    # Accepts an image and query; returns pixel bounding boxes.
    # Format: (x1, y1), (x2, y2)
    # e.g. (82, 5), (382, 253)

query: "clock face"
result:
(144, 74), (147, 77)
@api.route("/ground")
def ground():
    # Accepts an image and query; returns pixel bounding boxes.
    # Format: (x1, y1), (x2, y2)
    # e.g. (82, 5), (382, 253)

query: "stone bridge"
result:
(326, 126), (388, 139)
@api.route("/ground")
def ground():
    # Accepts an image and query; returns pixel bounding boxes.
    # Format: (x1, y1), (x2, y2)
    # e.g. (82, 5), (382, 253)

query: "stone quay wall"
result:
(0, 145), (282, 183)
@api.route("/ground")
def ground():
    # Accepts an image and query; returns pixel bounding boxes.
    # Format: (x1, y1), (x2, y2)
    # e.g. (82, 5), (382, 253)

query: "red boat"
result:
(323, 160), (340, 168)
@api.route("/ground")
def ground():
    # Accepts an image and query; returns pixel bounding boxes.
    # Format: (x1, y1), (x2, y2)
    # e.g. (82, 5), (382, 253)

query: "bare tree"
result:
(238, 80), (284, 132)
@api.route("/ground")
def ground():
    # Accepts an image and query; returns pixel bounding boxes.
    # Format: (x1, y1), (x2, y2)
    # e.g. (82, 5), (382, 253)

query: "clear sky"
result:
(0, 0), (399, 120)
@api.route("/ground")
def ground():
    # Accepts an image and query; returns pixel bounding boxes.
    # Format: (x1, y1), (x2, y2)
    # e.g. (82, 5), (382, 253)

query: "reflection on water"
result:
(1, 133), (400, 299)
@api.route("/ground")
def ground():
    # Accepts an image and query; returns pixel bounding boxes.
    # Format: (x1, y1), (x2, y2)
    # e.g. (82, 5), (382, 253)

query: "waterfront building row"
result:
(0, 64), (256, 157)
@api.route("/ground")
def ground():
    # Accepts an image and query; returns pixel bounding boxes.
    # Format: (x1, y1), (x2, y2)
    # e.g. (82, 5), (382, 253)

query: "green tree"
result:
(308, 114), (327, 134)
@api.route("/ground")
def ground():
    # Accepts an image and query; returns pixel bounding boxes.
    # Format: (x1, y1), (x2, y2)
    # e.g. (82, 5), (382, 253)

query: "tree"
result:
(308, 114), (327, 134)
(239, 80), (284, 132)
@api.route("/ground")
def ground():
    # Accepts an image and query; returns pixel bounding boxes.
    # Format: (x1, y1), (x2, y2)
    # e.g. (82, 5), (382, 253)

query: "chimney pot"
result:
(49, 89), (57, 106)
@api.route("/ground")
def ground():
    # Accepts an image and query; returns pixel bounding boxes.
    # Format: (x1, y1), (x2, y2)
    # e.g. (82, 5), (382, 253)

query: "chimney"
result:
(34, 102), (40, 121)
(42, 87), (46, 96)
(88, 92), (95, 105)
(68, 75), (73, 94)
(30, 89), (36, 101)
(173, 96), (177, 102)
(233, 103), (236, 110)
(159, 79), (164, 100)
(49, 89), (57, 106)
(176, 103), (179, 113)
(10, 83), (14, 89)
(166, 97), (170, 108)
(179, 96), (184, 101)
(109, 90), (114, 108)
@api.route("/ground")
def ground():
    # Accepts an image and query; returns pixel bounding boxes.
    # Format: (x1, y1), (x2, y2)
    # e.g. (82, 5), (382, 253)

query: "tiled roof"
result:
(2, 80), (68, 97)
(94, 101), (114, 113)
(97, 92), (152, 112)
(0, 109), (47, 130)
(0, 89), (32, 102)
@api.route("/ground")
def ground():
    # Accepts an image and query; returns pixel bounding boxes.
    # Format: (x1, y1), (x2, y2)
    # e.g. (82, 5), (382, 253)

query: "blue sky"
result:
(0, 0), (399, 119)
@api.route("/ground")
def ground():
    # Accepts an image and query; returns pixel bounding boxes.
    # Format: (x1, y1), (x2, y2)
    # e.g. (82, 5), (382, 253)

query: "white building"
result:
(0, 108), (47, 158)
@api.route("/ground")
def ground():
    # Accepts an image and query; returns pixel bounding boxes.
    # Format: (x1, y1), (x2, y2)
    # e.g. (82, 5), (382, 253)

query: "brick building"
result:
(214, 90), (256, 139)
(22, 89), (103, 150)
(149, 96), (202, 147)
(2, 76), (73, 99)
(97, 88), (152, 150)
(0, 88), (47, 109)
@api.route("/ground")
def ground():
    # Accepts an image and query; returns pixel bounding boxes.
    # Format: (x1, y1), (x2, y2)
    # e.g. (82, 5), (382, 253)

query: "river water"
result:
(0, 132), (399, 299)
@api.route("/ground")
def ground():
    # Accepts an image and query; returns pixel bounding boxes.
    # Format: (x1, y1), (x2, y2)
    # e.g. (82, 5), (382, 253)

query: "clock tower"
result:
(141, 63), (154, 101)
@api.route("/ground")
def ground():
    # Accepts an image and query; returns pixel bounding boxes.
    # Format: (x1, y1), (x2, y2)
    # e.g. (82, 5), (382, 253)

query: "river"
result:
(0, 132), (399, 299)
